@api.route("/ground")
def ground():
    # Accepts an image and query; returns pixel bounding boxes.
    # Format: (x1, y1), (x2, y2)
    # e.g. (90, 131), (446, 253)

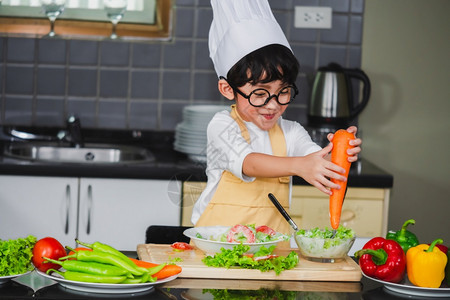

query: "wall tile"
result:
(4, 96), (33, 125)
(0, 1), (364, 130)
(129, 100), (158, 130)
(160, 101), (187, 130)
(162, 71), (191, 100)
(98, 99), (127, 129)
(351, 0), (365, 13)
(321, 0), (350, 13)
(100, 41), (130, 66)
(131, 70), (159, 99)
(0, 38), (4, 61)
(163, 40), (192, 69)
(68, 68), (98, 97)
(193, 72), (222, 101)
(194, 40), (213, 70)
(6, 66), (34, 94)
(99, 69), (129, 98)
(7, 38), (35, 63)
(67, 97), (97, 128)
(292, 44), (317, 74)
(349, 15), (363, 44)
(174, 7), (195, 38)
(131, 43), (161, 68)
(318, 45), (347, 67)
(35, 96), (65, 127)
(196, 7), (212, 39)
(38, 39), (67, 64)
(37, 67), (66, 96)
(320, 15), (349, 44)
(69, 40), (99, 65)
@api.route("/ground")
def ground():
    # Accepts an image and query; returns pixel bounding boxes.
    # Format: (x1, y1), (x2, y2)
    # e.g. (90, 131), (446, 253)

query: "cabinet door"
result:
(77, 178), (181, 251)
(290, 186), (388, 237)
(0, 175), (79, 246)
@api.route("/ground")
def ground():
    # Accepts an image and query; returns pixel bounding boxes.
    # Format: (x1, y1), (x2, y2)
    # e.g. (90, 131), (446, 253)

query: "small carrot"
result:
(329, 129), (355, 229)
(128, 257), (182, 279)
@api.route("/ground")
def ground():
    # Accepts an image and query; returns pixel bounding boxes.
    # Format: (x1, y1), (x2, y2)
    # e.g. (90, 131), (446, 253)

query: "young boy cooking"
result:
(191, 0), (361, 234)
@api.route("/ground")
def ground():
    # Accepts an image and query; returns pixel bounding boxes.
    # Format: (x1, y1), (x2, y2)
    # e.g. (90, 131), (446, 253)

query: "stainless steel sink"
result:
(3, 142), (155, 164)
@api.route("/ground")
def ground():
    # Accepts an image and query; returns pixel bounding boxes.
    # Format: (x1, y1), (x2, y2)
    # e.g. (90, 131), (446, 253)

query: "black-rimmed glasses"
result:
(220, 76), (298, 107)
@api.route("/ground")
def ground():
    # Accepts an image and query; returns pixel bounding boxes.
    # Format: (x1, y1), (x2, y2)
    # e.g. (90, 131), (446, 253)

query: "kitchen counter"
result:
(0, 130), (393, 188)
(0, 269), (411, 299)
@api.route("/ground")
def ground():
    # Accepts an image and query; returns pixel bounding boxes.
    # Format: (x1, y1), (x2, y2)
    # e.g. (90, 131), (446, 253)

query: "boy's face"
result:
(235, 80), (289, 131)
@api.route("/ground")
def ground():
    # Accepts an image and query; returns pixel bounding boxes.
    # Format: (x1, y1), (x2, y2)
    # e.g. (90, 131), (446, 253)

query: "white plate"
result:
(36, 269), (178, 294)
(184, 226), (287, 255)
(0, 270), (32, 285)
(362, 273), (450, 297)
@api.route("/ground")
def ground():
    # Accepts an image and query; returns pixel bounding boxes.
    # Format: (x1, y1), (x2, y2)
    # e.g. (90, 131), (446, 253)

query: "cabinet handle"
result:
(64, 185), (70, 234)
(86, 185), (92, 235)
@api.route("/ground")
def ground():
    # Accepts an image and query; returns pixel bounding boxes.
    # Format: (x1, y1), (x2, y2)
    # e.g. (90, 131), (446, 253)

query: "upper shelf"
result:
(0, 0), (173, 41)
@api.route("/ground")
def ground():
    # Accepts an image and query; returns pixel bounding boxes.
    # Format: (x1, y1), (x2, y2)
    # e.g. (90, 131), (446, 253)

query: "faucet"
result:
(66, 115), (84, 148)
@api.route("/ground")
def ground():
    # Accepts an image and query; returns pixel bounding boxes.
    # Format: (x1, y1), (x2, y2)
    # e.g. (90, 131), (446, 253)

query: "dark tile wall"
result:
(0, 0), (364, 131)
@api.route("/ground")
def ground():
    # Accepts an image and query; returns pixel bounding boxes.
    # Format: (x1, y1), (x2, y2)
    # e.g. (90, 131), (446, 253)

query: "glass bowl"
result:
(294, 231), (355, 263)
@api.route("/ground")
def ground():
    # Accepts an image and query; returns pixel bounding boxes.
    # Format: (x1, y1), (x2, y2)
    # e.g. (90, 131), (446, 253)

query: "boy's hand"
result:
(327, 126), (362, 163)
(296, 144), (346, 195)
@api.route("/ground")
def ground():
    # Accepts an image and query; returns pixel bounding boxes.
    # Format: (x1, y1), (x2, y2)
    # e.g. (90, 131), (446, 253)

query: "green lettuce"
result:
(202, 244), (299, 275)
(0, 235), (37, 276)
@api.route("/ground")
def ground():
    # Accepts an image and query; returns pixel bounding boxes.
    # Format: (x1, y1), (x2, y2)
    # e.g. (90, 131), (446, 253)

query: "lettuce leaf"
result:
(202, 244), (299, 275)
(0, 235), (37, 276)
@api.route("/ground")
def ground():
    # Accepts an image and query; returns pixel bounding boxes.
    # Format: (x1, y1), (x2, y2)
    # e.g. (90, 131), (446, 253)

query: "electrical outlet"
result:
(294, 6), (332, 29)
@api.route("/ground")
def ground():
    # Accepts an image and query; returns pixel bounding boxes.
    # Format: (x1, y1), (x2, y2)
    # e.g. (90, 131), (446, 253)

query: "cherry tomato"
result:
(256, 225), (276, 236)
(171, 242), (194, 251)
(227, 224), (256, 243)
(32, 237), (67, 272)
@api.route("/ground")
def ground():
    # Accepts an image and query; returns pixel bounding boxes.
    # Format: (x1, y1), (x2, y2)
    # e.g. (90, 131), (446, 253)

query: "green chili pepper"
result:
(43, 257), (132, 277)
(121, 272), (157, 284)
(47, 269), (127, 284)
(386, 219), (419, 253)
(61, 248), (145, 276)
(75, 239), (137, 270)
(146, 263), (166, 276)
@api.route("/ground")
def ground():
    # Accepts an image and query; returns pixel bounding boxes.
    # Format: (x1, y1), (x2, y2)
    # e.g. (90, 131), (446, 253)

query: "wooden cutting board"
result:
(137, 244), (362, 282)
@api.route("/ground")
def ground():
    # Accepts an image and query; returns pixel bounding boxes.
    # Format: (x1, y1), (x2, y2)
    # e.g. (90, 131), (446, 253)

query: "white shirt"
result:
(191, 110), (321, 225)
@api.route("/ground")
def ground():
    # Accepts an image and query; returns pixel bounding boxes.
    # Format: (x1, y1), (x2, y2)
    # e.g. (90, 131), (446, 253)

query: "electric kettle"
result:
(308, 63), (371, 127)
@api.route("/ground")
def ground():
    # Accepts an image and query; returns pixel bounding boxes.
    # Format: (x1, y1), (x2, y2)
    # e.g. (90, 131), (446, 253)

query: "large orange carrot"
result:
(330, 129), (355, 229)
(129, 257), (182, 279)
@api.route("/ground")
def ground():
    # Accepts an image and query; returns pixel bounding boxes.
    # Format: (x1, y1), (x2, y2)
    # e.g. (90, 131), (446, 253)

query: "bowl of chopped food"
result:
(183, 224), (290, 255)
(294, 226), (355, 263)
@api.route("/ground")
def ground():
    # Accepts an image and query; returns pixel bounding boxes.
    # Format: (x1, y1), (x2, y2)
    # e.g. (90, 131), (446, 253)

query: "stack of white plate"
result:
(174, 105), (230, 162)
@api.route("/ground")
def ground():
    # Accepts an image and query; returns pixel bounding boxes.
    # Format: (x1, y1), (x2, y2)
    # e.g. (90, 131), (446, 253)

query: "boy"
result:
(191, 0), (361, 234)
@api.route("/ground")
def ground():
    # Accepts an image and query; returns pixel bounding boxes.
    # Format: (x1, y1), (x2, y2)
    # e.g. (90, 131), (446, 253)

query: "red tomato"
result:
(32, 237), (67, 272)
(227, 224), (256, 243)
(256, 225), (276, 236)
(171, 242), (194, 251)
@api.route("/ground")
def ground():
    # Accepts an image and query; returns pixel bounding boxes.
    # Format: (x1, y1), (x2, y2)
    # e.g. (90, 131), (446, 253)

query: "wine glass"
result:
(103, 0), (127, 39)
(40, 0), (66, 37)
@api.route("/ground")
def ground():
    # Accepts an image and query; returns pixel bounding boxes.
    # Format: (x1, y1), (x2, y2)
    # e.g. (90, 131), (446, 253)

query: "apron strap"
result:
(230, 105), (290, 183)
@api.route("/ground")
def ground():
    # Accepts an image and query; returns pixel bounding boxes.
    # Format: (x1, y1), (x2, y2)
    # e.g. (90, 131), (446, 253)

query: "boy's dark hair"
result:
(226, 44), (299, 88)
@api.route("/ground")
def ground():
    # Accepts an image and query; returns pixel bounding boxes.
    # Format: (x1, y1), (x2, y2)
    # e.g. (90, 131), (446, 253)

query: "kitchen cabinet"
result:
(0, 175), (181, 250)
(180, 182), (390, 237)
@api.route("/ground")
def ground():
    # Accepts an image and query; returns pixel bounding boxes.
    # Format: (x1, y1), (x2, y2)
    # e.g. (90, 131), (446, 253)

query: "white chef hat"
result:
(209, 0), (292, 78)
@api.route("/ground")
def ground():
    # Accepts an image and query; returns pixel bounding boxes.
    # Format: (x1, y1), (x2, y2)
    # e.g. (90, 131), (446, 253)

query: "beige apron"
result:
(195, 105), (291, 234)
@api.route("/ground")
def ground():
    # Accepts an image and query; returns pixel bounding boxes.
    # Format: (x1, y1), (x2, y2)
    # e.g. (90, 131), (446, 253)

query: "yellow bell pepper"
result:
(406, 239), (448, 288)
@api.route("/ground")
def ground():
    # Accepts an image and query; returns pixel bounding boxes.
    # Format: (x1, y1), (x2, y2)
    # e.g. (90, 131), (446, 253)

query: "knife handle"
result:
(268, 193), (298, 231)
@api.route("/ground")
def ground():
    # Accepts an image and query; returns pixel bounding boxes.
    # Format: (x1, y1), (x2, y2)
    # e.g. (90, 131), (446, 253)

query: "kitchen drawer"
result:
(290, 186), (389, 237)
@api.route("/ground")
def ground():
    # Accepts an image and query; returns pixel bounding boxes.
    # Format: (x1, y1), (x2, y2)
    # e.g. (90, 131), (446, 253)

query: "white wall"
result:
(360, 0), (450, 243)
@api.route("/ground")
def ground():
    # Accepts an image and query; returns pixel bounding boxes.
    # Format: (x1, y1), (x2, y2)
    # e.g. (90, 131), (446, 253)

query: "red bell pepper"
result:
(354, 237), (406, 283)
